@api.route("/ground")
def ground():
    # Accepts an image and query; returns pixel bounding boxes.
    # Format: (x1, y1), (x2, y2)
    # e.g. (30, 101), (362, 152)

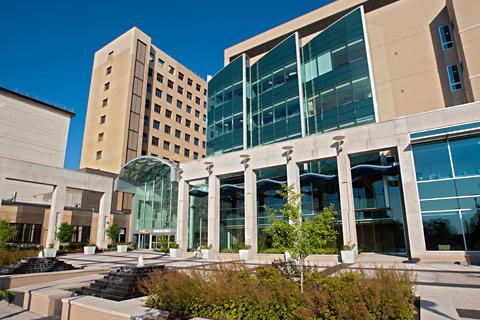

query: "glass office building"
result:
(207, 7), (375, 156)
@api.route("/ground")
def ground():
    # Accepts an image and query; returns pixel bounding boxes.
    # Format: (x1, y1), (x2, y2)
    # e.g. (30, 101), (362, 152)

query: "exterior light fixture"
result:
(240, 154), (250, 168)
(282, 145), (293, 162)
(332, 135), (345, 155)
(204, 161), (214, 175)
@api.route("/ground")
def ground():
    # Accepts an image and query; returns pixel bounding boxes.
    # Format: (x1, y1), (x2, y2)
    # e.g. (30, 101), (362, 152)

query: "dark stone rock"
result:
(74, 265), (164, 301)
(0, 257), (79, 275)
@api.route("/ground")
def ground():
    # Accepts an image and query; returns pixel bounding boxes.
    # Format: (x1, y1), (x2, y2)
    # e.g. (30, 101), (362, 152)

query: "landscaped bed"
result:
(142, 264), (417, 320)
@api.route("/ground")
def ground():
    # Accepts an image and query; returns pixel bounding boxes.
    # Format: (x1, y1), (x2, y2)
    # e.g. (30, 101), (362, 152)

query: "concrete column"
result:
(176, 179), (189, 253)
(244, 165), (257, 254)
(286, 158), (300, 193)
(0, 174), (7, 202)
(337, 151), (357, 248)
(397, 135), (427, 258)
(46, 184), (66, 247)
(96, 191), (112, 249)
(207, 173), (220, 253)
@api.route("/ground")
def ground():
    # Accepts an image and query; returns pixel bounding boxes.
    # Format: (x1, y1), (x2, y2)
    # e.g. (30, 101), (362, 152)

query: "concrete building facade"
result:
(80, 27), (208, 174)
(117, 0), (480, 261)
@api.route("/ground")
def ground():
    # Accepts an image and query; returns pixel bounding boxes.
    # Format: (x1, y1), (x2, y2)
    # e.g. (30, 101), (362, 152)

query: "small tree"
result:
(0, 220), (16, 248)
(57, 223), (74, 244)
(106, 221), (121, 246)
(265, 184), (337, 292)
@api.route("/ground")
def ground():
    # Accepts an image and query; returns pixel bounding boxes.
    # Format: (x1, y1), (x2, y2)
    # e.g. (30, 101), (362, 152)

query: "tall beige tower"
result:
(81, 27), (207, 174)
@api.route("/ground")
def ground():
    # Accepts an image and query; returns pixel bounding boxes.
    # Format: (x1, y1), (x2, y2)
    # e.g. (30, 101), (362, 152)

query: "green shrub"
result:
(0, 220), (16, 248)
(144, 265), (415, 320)
(0, 248), (38, 267)
(57, 223), (74, 244)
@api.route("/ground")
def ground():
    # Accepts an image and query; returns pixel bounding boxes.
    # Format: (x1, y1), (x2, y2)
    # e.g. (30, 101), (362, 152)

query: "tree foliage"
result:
(265, 184), (338, 292)
(56, 222), (74, 243)
(0, 220), (16, 248)
(106, 221), (121, 244)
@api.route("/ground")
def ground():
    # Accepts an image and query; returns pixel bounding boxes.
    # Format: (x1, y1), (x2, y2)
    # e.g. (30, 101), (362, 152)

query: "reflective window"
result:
(412, 141), (452, 181)
(447, 64), (463, 91)
(219, 175), (245, 252)
(449, 136), (480, 177)
(256, 166), (287, 252)
(439, 25), (454, 50)
(188, 180), (208, 251)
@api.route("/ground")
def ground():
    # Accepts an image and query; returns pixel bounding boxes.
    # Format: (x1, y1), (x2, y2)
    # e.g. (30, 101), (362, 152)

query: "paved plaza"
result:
(0, 251), (479, 319)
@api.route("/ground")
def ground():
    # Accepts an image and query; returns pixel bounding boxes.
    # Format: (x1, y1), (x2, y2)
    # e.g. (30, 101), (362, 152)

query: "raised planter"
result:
(83, 246), (96, 255)
(201, 249), (213, 259)
(239, 249), (252, 261)
(117, 245), (128, 253)
(44, 248), (57, 258)
(341, 250), (356, 264)
(169, 248), (181, 258)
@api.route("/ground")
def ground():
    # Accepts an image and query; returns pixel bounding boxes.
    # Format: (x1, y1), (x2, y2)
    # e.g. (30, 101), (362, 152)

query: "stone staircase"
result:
(74, 265), (164, 301)
(0, 257), (78, 275)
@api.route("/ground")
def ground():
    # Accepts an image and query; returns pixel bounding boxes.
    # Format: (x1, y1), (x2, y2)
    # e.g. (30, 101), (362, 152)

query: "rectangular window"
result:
(184, 148), (190, 157)
(185, 133), (191, 142)
(165, 109), (172, 118)
(144, 116), (149, 125)
(187, 78), (193, 86)
(148, 68), (153, 77)
(178, 72), (184, 80)
(155, 88), (162, 98)
(177, 86), (183, 94)
(186, 105), (192, 113)
(168, 80), (174, 89)
(142, 133), (148, 143)
(185, 119), (191, 127)
(169, 66), (175, 75)
(158, 58), (165, 66)
(153, 120), (160, 129)
(104, 82), (110, 91)
(167, 94), (173, 104)
(100, 115), (106, 124)
(145, 99), (150, 109)
(176, 100), (183, 109)
(194, 152), (199, 160)
(202, 141), (206, 148)
(146, 83), (152, 92)
(195, 97), (200, 105)
(108, 51), (113, 60)
(176, 115), (182, 123)
(164, 124), (171, 134)
(447, 64), (463, 91)
(175, 129), (181, 138)
(174, 145), (180, 154)
(194, 123), (200, 132)
(106, 66), (112, 75)
(98, 132), (104, 142)
(163, 140), (170, 150)
(187, 92), (192, 100)
(152, 136), (159, 146)
(157, 73), (163, 83)
(154, 104), (161, 113)
(194, 110), (200, 118)
(194, 137), (199, 146)
(439, 25), (454, 50)
(196, 84), (201, 92)
(151, 153), (158, 157)
(96, 150), (102, 160)
(102, 98), (108, 107)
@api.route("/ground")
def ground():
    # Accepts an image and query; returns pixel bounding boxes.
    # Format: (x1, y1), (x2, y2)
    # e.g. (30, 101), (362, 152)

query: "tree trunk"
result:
(300, 258), (304, 293)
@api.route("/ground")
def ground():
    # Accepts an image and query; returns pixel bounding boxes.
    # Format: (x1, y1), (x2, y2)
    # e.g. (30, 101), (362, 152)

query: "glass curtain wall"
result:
(298, 159), (343, 247)
(412, 135), (480, 251)
(256, 166), (288, 252)
(249, 34), (302, 147)
(350, 151), (407, 253)
(207, 56), (244, 156)
(188, 180), (208, 251)
(219, 175), (245, 252)
(302, 7), (375, 134)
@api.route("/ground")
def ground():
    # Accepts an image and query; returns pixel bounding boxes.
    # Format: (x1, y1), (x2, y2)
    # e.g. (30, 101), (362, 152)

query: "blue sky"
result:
(0, 0), (333, 169)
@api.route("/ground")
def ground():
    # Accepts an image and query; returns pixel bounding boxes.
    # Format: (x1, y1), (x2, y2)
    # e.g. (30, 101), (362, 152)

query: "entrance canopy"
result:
(116, 156), (177, 193)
